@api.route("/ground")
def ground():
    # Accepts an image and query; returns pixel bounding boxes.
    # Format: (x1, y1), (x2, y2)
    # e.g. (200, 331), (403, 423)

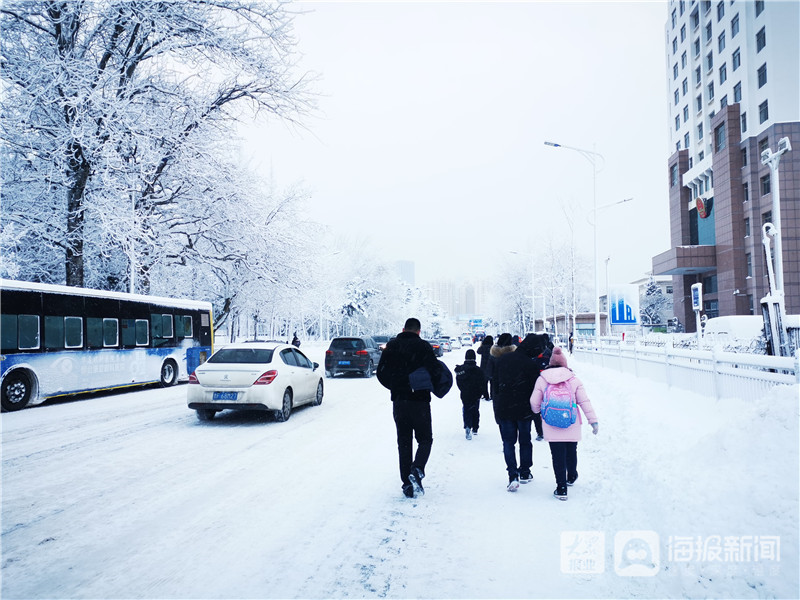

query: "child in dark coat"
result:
(455, 349), (487, 440)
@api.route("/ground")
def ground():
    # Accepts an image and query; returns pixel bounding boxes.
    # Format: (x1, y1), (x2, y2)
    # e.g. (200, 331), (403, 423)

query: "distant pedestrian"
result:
(476, 335), (494, 400)
(377, 317), (443, 499)
(454, 349), (487, 440)
(491, 333), (542, 491)
(568, 332), (574, 353)
(291, 332), (301, 348)
(530, 347), (599, 501)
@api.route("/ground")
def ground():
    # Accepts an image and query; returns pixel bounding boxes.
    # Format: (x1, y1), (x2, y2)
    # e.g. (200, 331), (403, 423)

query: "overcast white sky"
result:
(240, 1), (672, 287)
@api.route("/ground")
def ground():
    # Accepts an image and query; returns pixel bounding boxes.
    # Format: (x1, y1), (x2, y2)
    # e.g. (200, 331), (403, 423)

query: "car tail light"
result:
(356, 350), (368, 356)
(325, 350), (333, 356)
(253, 370), (278, 385)
(188, 372), (199, 384)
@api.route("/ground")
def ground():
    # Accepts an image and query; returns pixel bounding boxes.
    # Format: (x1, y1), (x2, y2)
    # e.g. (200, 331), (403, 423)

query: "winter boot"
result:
(567, 473), (578, 486)
(553, 485), (568, 501)
(402, 483), (415, 498)
(465, 427), (472, 440)
(519, 471), (533, 484)
(507, 476), (520, 492)
(409, 466), (425, 496)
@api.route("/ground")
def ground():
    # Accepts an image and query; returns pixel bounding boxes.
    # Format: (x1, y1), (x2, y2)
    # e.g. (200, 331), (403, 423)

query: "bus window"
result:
(18, 315), (40, 350)
(162, 314), (174, 338)
(45, 316), (64, 349)
(122, 319), (136, 347)
(151, 314), (163, 339)
(1, 314), (17, 351)
(176, 315), (192, 338)
(87, 318), (103, 348)
(135, 319), (148, 346)
(65, 317), (83, 348)
(103, 318), (118, 347)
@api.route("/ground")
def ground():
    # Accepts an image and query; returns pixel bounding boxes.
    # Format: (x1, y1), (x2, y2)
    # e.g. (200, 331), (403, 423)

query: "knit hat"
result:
(497, 333), (514, 347)
(549, 346), (568, 368)
(465, 349), (476, 361)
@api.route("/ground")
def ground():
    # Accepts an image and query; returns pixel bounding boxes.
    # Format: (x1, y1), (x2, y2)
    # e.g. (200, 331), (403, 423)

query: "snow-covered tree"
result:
(640, 276), (671, 326)
(1, 0), (313, 289)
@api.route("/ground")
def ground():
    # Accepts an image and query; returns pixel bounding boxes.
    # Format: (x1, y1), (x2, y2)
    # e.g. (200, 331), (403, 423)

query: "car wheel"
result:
(160, 360), (178, 387)
(196, 409), (216, 421)
(1, 370), (33, 412)
(274, 389), (293, 422)
(364, 360), (374, 378)
(312, 380), (324, 406)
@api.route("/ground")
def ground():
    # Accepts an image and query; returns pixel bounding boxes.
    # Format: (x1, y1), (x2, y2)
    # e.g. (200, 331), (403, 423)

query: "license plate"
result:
(338, 360), (350, 365)
(213, 391), (238, 401)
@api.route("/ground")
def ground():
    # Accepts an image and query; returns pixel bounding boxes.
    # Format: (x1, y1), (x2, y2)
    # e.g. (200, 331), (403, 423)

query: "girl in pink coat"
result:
(529, 347), (599, 501)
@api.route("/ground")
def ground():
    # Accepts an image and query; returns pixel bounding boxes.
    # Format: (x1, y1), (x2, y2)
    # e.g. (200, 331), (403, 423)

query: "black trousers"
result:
(548, 441), (578, 487)
(462, 399), (480, 431)
(532, 412), (544, 438)
(393, 399), (433, 485)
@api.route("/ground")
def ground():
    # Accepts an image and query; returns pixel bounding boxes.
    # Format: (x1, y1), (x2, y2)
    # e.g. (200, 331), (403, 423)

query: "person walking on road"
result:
(530, 346), (599, 501)
(454, 349), (487, 440)
(491, 333), (541, 491)
(476, 335), (494, 400)
(377, 317), (442, 499)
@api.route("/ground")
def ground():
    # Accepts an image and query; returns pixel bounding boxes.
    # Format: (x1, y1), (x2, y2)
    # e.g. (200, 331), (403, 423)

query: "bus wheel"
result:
(1, 371), (33, 412)
(160, 360), (178, 387)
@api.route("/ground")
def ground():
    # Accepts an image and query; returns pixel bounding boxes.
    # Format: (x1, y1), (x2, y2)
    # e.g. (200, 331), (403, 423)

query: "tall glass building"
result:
(652, 0), (800, 331)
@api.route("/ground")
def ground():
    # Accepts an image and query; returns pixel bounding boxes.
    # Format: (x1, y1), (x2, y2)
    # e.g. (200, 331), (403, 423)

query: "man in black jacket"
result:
(377, 317), (441, 498)
(491, 333), (548, 491)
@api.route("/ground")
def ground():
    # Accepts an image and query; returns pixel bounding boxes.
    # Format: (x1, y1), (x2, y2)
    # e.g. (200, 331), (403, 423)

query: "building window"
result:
(680, 0), (685, 16)
(718, 31), (726, 52)
(748, 295), (754, 316)
(695, 66), (702, 86)
(732, 48), (741, 70)
(685, 132), (691, 148)
(673, 38), (678, 54)
(672, 9), (677, 28)
(676, 115), (681, 131)
(720, 94), (727, 108)
(744, 217), (750, 237)
(681, 23), (687, 41)
(714, 123), (726, 152)
(691, 7), (700, 30)
(761, 174), (771, 195)
(746, 253), (752, 277)
(696, 94), (703, 112)
(694, 38), (701, 58)
(682, 51), (687, 68)
(674, 63), (679, 79)
(758, 137), (769, 154)
(705, 21), (713, 43)
(670, 164), (679, 187)
(743, 182), (749, 203)
(756, 27), (766, 52)
(741, 147), (747, 166)
(717, 1), (724, 20)
(683, 78), (689, 95)
(675, 89), (680, 105)
(707, 81), (714, 101)
(763, 210), (772, 226)
(706, 52), (713, 72)
(684, 105), (689, 121)
(703, 275), (718, 294)
(719, 63), (727, 84)
(759, 100), (768, 123)
(677, 141), (682, 152)
(731, 13), (739, 37)
(755, 0), (764, 17)
(698, 123), (704, 140)
(699, 150), (705, 161)
(757, 63), (767, 87)
(733, 81), (741, 102)
(741, 111), (747, 132)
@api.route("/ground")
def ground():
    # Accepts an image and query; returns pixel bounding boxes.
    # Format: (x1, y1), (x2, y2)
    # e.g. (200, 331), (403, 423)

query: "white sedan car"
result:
(187, 342), (323, 422)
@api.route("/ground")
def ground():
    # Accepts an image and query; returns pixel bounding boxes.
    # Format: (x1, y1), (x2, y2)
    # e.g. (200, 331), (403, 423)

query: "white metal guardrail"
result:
(573, 338), (800, 401)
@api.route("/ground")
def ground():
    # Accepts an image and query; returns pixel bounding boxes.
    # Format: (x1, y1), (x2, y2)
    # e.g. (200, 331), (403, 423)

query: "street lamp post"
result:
(545, 140), (604, 338)
(760, 137), (792, 293)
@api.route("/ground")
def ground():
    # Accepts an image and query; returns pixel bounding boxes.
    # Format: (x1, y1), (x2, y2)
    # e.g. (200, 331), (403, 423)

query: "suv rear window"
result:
(208, 348), (274, 363)
(329, 338), (366, 350)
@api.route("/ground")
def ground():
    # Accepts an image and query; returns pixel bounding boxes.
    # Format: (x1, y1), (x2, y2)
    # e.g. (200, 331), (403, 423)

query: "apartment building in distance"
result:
(652, 0), (800, 331)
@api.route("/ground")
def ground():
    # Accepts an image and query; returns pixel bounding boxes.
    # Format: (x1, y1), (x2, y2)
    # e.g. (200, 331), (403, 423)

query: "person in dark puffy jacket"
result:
(476, 335), (494, 400)
(491, 333), (545, 491)
(454, 349), (487, 440)
(377, 317), (442, 499)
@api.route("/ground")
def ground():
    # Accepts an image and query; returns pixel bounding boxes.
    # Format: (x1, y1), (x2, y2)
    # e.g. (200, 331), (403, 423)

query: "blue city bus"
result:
(0, 279), (213, 411)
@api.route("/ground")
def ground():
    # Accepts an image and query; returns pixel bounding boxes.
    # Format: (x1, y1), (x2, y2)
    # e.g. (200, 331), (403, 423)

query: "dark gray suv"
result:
(324, 336), (382, 378)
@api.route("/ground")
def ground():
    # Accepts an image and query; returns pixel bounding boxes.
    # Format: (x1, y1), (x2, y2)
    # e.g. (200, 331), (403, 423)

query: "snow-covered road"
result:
(2, 343), (798, 599)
